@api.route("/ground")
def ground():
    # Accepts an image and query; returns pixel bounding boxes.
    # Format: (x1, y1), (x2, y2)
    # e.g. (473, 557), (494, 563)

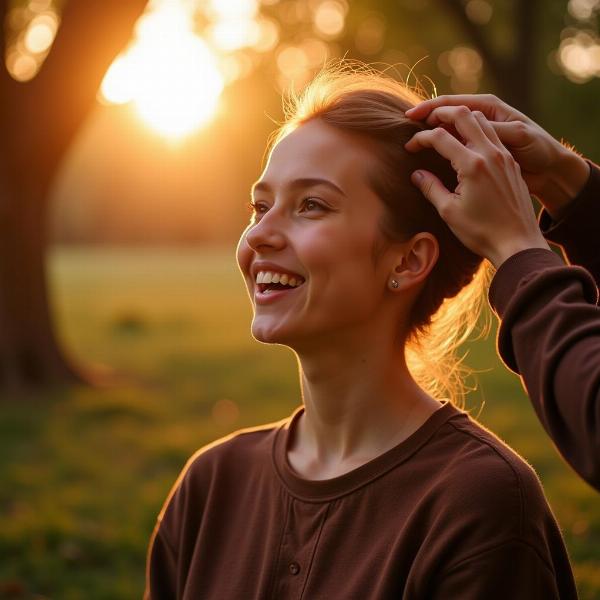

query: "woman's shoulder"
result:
(430, 410), (557, 540)
(176, 414), (288, 487)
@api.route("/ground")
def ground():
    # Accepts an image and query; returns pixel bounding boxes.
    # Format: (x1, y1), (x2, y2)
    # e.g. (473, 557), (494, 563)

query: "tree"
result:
(0, 0), (147, 391)
(435, 0), (539, 115)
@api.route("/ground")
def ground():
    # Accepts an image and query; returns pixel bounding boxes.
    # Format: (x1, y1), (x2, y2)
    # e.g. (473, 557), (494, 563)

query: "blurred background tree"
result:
(0, 0), (147, 390)
(1, 0), (599, 391)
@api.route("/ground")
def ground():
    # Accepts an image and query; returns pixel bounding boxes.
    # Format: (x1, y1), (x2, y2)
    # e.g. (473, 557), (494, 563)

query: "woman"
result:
(145, 63), (577, 599)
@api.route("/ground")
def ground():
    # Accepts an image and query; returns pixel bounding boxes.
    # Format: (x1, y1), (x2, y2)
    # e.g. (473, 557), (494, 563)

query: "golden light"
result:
(253, 18), (280, 53)
(208, 19), (261, 52)
(101, 3), (225, 139)
(6, 51), (38, 81)
(5, 5), (59, 82)
(567, 0), (600, 21)
(355, 14), (386, 56)
(558, 31), (600, 82)
(24, 14), (58, 54)
(313, 0), (347, 38)
(207, 0), (258, 21)
(465, 0), (493, 25)
(439, 45), (483, 93)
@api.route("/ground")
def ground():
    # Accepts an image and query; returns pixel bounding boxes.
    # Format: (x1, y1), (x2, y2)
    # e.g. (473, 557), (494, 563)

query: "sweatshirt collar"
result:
(272, 401), (461, 502)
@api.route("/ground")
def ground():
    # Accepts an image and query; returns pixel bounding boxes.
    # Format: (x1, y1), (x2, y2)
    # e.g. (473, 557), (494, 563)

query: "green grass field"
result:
(0, 247), (598, 599)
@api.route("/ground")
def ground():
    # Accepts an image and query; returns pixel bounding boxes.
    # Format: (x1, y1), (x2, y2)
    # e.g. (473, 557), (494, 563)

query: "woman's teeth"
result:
(256, 271), (304, 287)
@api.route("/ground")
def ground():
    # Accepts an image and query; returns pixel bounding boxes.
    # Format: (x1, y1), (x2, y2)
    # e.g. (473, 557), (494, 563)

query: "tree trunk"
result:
(436, 0), (539, 117)
(0, 0), (147, 392)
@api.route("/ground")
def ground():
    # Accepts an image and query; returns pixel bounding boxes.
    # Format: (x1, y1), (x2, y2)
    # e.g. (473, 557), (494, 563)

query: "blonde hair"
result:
(270, 60), (491, 408)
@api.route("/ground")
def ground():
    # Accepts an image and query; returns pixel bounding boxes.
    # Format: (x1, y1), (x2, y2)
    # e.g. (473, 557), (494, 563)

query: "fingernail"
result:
(412, 171), (423, 184)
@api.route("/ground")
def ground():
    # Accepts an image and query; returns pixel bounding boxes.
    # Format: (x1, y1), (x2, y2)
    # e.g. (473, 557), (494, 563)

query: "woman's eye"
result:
(248, 200), (268, 216)
(301, 198), (325, 212)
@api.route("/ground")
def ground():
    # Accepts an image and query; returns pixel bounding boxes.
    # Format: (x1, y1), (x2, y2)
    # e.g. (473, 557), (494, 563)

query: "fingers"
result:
(405, 93), (512, 122)
(410, 170), (454, 215)
(472, 111), (503, 147)
(405, 126), (477, 173)
(487, 120), (531, 148)
(422, 105), (492, 148)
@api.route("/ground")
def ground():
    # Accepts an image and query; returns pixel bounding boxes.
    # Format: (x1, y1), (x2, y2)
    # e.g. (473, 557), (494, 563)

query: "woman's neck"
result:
(290, 337), (442, 478)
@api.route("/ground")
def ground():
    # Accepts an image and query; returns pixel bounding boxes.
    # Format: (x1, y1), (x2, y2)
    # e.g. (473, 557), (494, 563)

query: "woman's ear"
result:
(389, 233), (439, 291)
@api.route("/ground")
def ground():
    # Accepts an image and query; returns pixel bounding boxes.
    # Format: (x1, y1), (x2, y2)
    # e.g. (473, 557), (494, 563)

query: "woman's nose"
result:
(244, 210), (287, 252)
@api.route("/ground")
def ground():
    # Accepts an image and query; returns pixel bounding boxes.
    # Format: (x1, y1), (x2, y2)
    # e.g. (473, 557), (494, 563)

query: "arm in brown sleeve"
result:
(431, 540), (573, 599)
(538, 160), (600, 281)
(489, 248), (600, 490)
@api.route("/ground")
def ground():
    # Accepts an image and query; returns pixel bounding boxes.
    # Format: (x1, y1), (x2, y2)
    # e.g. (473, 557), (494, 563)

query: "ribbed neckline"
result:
(272, 401), (462, 502)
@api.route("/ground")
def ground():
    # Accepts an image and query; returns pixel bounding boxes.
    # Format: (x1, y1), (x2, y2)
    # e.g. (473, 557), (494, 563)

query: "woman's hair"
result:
(269, 60), (491, 407)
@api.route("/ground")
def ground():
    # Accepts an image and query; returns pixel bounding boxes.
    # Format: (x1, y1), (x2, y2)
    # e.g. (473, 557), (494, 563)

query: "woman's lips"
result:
(254, 283), (303, 305)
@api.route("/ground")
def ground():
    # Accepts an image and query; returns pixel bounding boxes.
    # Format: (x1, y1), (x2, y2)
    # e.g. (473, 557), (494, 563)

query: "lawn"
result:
(0, 247), (597, 599)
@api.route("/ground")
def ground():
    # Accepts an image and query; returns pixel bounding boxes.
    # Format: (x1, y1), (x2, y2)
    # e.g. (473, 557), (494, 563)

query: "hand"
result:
(405, 95), (590, 220)
(404, 106), (551, 269)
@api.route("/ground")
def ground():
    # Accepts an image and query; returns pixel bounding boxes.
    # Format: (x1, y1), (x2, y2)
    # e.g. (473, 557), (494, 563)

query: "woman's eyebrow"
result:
(251, 177), (347, 197)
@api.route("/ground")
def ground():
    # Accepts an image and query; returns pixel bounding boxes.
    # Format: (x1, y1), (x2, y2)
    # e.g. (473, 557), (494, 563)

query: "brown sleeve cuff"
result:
(488, 248), (565, 318)
(538, 160), (600, 264)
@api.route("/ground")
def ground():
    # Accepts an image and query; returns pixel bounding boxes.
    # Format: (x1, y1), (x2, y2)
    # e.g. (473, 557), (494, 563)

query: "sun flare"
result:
(101, 3), (224, 139)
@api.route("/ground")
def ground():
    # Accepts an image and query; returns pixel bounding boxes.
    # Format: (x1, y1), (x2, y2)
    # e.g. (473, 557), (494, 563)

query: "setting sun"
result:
(101, 3), (224, 139)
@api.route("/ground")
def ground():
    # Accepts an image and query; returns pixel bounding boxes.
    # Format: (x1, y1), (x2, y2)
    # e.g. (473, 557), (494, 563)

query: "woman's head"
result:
(237, 61), (488, 405)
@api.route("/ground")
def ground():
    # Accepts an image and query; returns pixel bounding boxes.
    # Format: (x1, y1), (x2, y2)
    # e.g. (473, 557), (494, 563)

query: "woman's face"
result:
(236, 119), (401, 348)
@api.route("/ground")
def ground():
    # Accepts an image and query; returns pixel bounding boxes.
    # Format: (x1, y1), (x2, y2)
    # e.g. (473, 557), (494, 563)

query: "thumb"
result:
(411, 170), (453, 213)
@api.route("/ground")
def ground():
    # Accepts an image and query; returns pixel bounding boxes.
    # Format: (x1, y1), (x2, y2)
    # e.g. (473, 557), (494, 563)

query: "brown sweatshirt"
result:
(145, 401), (576, 599)
(489, 161), (600, 490)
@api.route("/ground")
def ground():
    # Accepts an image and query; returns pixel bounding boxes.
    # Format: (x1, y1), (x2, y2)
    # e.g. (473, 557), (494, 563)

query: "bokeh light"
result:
(101, 2), (224, 138)
(567, 0), (600, 21)
(437, 45), (483, 93)
(5, 3), (60, 82)
(557, 30), (600, 82)
(313, 0), (347, 38)
(355, 13), (386, 56)
(464, 0), (493, 25)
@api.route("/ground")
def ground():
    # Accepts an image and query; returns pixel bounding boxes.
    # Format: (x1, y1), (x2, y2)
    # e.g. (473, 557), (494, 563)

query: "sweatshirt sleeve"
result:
(144, 451), (210, 599)
(488, 248), (600, 490)
(431, 540), (572, 599)
(145, 526), (179, 599)
(537, 160), (600, 281)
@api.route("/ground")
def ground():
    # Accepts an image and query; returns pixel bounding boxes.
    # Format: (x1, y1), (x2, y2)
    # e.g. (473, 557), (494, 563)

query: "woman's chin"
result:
(251, 320), (295, 346)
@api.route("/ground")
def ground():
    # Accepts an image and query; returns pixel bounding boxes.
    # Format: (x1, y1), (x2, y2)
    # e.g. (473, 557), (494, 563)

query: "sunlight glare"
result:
(101, 3), (224, 138)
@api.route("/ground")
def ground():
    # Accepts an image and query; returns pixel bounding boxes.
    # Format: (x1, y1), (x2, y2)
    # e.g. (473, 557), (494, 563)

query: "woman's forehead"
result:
(262, 120), (375, 187)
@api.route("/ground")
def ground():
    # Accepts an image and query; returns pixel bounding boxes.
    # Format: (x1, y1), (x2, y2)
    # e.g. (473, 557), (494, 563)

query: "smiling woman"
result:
(144, 62), (577, 599)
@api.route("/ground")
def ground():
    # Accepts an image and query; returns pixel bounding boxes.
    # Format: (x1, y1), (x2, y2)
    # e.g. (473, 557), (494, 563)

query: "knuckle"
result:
(469, 155), (486, 172)
(456, 105), (471, 118)
(513, 121), (529, 141)
(488, 148), (506, 164)
(432, 127), (447, 140)
(437, 202), (453, 221)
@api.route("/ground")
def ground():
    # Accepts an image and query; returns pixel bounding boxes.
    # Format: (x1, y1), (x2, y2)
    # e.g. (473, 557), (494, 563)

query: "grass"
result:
(0, 246), (597, 599)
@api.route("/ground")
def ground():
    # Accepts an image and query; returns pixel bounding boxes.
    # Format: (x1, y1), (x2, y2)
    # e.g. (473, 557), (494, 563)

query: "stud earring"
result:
(390, 279), (399, 289)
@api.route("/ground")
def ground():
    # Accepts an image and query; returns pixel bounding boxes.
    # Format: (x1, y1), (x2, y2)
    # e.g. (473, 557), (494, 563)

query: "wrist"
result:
(488, 237), (551, 270)
(537, 149), (589, 220)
